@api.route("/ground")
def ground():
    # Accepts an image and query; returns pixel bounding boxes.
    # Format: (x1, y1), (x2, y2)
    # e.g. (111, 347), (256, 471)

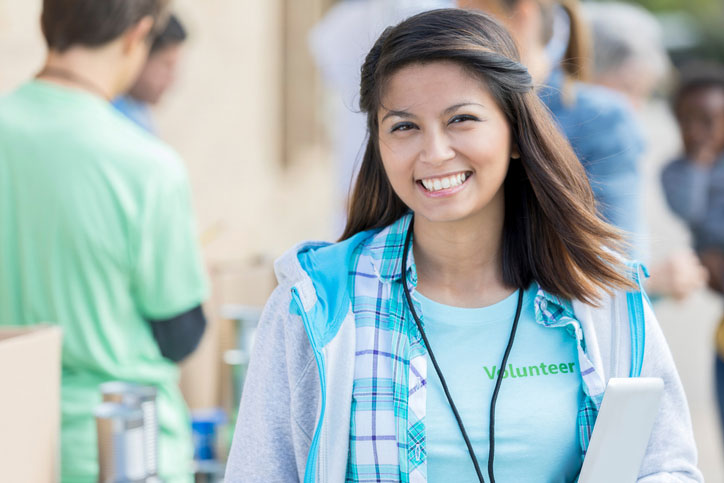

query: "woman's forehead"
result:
(379, 61), (494, 109)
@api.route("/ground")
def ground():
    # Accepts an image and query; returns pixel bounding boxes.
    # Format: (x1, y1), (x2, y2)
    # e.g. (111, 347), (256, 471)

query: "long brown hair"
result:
(340, 8), (633, 304)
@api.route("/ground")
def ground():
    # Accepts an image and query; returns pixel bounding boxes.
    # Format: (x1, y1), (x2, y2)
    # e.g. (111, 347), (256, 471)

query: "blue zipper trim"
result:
(292, 287), (326, 483)
(626, 262), (648, 378)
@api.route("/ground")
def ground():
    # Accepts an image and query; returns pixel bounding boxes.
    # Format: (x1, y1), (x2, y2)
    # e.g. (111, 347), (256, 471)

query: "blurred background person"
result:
(584, 1), (709, 301)
(584, 1), (669, 111)
(459, 0), (648, 263)
(113, 13), (187, 134)
(0, 0), (208, 481)
(662, 61), (724, 440)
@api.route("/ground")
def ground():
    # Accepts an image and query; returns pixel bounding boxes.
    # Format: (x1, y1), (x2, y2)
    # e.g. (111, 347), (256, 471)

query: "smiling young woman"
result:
(225, 8), (702, 483)
(342, 8), (628, 306)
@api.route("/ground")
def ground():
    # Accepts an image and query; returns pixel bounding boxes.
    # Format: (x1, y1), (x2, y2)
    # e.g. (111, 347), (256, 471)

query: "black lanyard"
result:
(400, 218), (524, 483)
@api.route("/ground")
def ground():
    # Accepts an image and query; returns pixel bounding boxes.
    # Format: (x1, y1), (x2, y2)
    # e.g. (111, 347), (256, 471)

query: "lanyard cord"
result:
(401, 219), (524, 483)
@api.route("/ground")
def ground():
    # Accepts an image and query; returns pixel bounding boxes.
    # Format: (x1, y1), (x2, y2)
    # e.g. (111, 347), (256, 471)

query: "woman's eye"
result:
(449, 114), (479, 125)
(390, 122), (416, 133)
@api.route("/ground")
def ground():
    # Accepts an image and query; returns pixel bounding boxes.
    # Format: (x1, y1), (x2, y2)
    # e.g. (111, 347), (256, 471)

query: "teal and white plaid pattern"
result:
(345, 213), (603, 482)
(532, 289), (605, 453)
(345, 214), (426, 482)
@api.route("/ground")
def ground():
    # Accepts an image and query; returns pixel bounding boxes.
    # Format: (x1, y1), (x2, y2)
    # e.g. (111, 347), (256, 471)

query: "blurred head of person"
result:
(341, 8), (630, 301)
(673, 62), (724, 165)
(456, 0), (590, 84)
(584, 2), (670, 110)
(127, 14), (187, 105)
(40, 0), (171, 97)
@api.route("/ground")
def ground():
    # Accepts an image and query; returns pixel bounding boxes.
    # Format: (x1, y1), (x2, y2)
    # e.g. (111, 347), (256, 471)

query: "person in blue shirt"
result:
(662, 64), (724, 266)
(225, 9), (701, 482)
(662, 61), (724, 447)
(113, 14), (187, 133)
(581, 0), (709, 302)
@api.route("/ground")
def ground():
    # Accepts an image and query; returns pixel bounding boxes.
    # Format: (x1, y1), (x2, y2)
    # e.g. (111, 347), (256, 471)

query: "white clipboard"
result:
(578, 377), (664, 483)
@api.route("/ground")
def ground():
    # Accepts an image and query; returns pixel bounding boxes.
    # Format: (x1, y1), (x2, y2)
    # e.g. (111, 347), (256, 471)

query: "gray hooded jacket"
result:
(225, 230), (703, 483)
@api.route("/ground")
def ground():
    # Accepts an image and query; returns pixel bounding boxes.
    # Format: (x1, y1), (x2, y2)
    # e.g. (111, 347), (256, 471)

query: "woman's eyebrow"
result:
(380, 109), (414, 123)
(444, 102), (485, 114)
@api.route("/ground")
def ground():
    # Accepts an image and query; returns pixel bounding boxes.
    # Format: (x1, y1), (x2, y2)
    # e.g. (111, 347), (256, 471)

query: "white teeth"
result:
(420, 172), (469, 192)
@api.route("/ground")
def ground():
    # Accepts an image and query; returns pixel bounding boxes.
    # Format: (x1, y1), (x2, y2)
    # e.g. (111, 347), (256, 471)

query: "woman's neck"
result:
(412, 213), (513, 308)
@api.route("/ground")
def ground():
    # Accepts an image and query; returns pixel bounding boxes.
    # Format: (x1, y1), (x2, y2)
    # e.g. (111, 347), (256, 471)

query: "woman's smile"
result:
(417, 171), (473, 197)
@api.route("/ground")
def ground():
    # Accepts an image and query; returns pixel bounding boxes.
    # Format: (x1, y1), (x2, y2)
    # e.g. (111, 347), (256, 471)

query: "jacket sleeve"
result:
(224, 284), (319, 483)
(636, 298), (703, 482)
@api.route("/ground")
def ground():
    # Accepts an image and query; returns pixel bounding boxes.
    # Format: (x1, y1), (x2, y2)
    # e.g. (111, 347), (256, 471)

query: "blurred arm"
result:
(149, 304), (206, 362)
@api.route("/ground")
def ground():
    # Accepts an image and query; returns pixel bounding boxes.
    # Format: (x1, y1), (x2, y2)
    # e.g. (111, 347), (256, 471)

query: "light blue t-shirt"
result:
(417, 285), (583, 483)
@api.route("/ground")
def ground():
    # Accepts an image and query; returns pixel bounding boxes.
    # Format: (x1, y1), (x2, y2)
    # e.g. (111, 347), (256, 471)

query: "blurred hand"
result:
(699, 249), (724, 295)
(645, 250), (709, 300)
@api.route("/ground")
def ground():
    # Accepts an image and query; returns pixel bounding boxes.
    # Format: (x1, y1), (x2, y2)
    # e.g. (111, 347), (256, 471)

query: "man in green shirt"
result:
(0, 1), (208, 481)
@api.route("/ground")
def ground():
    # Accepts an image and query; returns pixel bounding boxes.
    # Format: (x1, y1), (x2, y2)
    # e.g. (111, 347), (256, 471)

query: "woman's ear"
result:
(511, 146), (521, 159)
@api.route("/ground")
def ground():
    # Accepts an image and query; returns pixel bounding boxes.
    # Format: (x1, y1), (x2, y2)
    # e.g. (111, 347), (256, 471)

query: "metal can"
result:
(95, 402), (146, 483)
(100, 382), (160, 481)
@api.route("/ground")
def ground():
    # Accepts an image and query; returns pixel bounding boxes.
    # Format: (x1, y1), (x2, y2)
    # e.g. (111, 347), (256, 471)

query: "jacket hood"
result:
(273, 230), (375, 348)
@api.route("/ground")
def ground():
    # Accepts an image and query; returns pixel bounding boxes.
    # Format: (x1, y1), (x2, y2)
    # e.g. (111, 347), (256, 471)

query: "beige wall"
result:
(160, 0), (336, 264)
(0, 1), (44, 88)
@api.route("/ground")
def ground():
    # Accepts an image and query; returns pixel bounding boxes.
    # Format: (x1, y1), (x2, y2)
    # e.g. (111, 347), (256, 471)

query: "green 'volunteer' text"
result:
(483, 362), (576, 380)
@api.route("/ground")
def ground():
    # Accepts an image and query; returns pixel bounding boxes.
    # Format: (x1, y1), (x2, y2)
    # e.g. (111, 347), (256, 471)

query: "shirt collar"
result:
(366, 212), (416, 284)
(533, 285), (577, 327)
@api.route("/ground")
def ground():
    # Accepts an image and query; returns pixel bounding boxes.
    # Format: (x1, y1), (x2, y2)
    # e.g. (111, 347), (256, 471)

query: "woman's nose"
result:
(419, 128), (455, 165)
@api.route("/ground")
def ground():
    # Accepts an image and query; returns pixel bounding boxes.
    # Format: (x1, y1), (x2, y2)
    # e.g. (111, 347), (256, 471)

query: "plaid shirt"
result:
(345, 213), (605, 483)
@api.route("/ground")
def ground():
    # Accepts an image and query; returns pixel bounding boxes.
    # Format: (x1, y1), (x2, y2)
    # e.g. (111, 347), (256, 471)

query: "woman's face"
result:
(377, 61), (515, 226)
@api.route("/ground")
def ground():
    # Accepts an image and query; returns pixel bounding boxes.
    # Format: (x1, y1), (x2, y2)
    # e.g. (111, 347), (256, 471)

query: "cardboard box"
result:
(0, 325), (62, 483)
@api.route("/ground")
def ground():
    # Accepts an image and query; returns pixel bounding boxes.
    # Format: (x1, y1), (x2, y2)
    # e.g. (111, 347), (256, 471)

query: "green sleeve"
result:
(132, 167), (209, 320)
